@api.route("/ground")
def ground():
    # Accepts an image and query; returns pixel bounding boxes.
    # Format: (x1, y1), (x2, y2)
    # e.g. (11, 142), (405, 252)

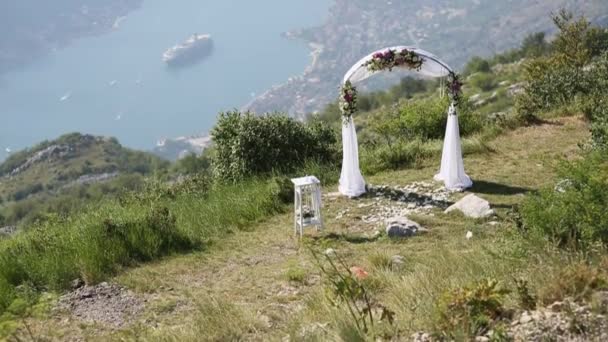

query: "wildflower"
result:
(350, 266), (369, 280)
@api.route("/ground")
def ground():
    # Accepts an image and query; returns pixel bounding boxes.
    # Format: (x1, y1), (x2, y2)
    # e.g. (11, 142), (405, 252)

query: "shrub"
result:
(368, 97), (481, 143)
(360, 139), (432, 175)
(469, 72), (498, 92)
(538, 262), (608, 305)
(435, 279), (510, 339)
(520, 150), (608, 250)
(515, 12), (608, 122)
(464, 57), (491, 75)
(285, 266), (307, 283)
(211, 111), (337, 181)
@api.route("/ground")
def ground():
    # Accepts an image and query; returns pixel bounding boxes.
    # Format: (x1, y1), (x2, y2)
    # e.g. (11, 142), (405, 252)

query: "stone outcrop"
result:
(445, 194), (495, 218)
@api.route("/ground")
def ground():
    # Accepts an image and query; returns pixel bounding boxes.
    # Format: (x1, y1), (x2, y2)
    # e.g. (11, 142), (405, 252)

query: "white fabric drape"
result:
(339, 119), (366, 197)
(434, 104), (473, 190)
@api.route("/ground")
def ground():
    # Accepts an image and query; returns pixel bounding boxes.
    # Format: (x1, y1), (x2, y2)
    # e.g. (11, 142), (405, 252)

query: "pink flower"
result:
(349, 266), (369, 280)
(373, 52), (384, 59)
(383, 50), (394, 59)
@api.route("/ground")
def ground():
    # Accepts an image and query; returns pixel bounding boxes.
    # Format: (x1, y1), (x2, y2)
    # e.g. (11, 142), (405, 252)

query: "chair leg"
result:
(294, 191), (298, 236)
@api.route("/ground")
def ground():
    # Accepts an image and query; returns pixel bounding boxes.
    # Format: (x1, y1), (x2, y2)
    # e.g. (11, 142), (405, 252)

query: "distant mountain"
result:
(0, 0), (142, 74)
(244, 0), (608, 117)
(0, 133), (168, 228)
(152, 135), (212, 161)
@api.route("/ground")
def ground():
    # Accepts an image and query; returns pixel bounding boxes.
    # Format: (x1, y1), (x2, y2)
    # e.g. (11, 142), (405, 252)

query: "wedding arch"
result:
(338, 46), (473, 197)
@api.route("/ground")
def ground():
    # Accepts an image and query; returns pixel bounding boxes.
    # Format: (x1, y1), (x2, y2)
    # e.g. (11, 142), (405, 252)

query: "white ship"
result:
(162, 34), (214, 68)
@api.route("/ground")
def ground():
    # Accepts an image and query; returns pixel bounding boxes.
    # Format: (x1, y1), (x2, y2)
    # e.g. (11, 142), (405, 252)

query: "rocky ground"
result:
(54, 282), (145, 329)
(413, 294), (608, 341)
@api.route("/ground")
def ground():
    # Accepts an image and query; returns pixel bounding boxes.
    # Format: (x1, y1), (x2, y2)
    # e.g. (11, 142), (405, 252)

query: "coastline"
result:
(0, 0), (143, 75)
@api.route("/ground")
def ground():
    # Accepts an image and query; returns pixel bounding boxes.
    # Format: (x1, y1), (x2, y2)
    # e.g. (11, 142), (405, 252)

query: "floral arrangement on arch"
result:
(340, 80), (358, 122)
(446, 72), (464, 107)
(339, 48), (465, 121)
(363, 48), (425, 72)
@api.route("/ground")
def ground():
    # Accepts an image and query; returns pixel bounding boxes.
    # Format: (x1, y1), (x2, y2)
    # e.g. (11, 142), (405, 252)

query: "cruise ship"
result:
(162, 34), (214, 68)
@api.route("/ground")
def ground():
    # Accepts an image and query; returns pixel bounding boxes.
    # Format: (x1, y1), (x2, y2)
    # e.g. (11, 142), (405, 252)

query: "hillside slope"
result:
(0, 132), (168, 227)
(13, 116), (600, 340)
(245, 0), (608, 116)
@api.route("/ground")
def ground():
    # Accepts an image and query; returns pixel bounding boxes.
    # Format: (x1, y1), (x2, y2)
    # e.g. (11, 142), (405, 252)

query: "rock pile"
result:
(507, 296), (608, 341)
(412, 294), (608, 341)
(356, 182), (454, 224)
(55, 282), (144, 328)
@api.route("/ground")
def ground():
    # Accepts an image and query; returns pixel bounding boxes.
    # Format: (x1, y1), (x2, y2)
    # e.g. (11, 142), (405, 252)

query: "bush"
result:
(211, 111), (337, 181)
(515, 12), (608, 122)
(538, 262), (608, 305)
(360, 139), (433, 175)
(435, 279), (510, 339)
(464, 56), (491, 75)
(368, 97), (482, 144)
(520, 150), (608, 250)
(469, 72), (498, 92)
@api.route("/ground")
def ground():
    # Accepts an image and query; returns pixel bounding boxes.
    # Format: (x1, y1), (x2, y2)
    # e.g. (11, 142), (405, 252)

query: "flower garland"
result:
(340, 80), (358, 122)
(339, 49), (464, 121)
(363, 48), (425, 72)
(446, 72), (464, 107)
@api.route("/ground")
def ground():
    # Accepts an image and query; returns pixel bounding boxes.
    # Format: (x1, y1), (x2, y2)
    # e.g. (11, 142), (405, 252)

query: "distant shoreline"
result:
(0, 0), (143, 75)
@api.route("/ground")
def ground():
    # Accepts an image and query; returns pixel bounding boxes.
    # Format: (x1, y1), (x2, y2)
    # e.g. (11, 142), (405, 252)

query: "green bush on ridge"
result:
(212, 111), (338, 182)
(520, 150), (608, 250)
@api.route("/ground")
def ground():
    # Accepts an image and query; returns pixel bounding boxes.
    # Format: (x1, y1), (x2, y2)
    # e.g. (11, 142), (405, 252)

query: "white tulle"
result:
(434, 104), (473, 190)
(339, 119), (366, 197)
(339, 46), (472, 196)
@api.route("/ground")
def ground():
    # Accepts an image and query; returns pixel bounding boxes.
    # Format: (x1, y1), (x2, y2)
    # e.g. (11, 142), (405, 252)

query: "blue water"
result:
(0, 0), (330, 158)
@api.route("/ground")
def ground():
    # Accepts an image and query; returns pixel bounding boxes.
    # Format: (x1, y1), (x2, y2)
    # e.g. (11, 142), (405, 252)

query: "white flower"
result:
(324, 248), (336, 256)
(466, 231), (473, 240)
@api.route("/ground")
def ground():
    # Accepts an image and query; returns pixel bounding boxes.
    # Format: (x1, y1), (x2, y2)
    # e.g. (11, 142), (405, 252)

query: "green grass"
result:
(4, 115), (593, 341)
(0, 178), (287, 325)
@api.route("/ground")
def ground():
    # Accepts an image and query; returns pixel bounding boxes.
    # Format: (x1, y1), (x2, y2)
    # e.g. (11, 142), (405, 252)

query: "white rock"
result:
(445, 194), (495, 218)
(391, 255), (405, 266)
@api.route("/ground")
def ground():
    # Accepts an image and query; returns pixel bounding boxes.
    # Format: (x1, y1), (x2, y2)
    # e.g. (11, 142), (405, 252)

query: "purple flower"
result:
(373, 52), (383, 59)
(344, 94), (353, 102)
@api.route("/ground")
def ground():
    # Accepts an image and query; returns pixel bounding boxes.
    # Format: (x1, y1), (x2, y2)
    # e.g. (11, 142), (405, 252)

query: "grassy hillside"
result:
(0, 132), (169, 228)
(1, 11), (608, 341)
(18, 116), (592, 341)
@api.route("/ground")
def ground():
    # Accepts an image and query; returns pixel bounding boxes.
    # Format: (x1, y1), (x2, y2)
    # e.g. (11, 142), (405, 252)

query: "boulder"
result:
(391, 255), (405, 267)
(445, 194), (495, 218)
(385, 217), (426, 238)
(0, 226), (17, 237)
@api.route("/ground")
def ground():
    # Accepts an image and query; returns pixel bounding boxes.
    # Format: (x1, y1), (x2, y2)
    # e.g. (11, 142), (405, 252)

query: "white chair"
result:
(291, 176), (324, 237)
